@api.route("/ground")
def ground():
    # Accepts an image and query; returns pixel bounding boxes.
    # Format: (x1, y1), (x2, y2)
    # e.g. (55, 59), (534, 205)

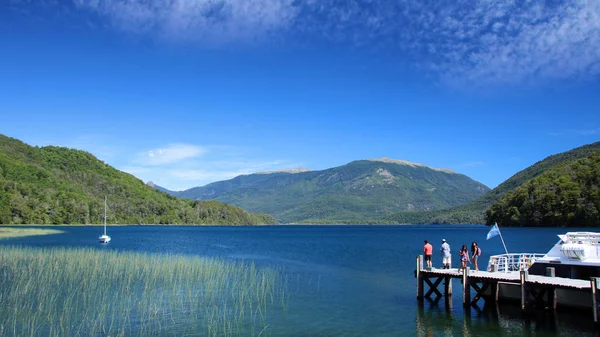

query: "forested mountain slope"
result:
(166, 158), (490, 223)
(0, 134), (276, 225)
(383, 141), (600, 224)
(486, 151), (600, 227)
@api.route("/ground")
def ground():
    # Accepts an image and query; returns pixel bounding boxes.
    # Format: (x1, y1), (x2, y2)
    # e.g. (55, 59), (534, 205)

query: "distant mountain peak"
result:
(146, 181), (155, 187)
(368, 157), (456, 174)
(255, 168), (311, 175)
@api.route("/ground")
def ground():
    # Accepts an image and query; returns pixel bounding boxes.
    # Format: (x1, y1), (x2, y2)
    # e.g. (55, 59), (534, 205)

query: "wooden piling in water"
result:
(546, 267), (556, 310)
(416, 255), (423, 300)
(445, 274), (452, 297)
(520, 270), (528, 312)
(591, 277), (599, 324)
(462, 267), (470, 308)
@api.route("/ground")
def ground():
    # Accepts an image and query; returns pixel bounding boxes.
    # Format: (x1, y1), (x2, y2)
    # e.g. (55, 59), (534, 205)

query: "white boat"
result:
(99, 196), (111, 243)
(527, 231), (600, 280)
(487, 231), (600, 279)
(486, 231), (600, 308)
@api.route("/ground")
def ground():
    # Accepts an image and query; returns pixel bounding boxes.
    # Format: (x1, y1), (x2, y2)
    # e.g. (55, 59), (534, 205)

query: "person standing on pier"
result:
(440, 239), (451, 269)
(423, 240), (433, 269)
(459, 244), (470, 271)
(471, 241), (481, 271)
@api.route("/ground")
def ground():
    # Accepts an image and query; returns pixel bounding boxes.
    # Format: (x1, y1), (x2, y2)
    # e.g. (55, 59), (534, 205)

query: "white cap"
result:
(442, 239), (446, 242)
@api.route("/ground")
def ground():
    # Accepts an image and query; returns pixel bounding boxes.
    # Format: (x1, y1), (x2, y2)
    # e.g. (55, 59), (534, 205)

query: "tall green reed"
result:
(0, 246), (288, 336)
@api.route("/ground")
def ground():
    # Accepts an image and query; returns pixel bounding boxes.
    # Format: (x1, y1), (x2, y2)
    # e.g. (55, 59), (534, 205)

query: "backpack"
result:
(477, 247), (482, 256)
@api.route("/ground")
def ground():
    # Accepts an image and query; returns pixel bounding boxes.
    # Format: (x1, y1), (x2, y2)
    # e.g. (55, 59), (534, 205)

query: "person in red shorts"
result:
(423, 240), (433, 269)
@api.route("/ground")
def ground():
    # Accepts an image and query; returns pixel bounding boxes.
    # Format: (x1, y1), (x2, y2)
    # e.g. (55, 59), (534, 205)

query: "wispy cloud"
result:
(293, 0), (600, 87)
(118, 142), (300, 190)
(568, 128), (600, 135)
(550, 127), (600, 136)
(71, 0), (299, 44)
(422, 1), (600, 87)
(166, 159), (292, 186)
(136, 144), (206, 166)
(170, 167), (255, 183)
(14, 0), (600, 86)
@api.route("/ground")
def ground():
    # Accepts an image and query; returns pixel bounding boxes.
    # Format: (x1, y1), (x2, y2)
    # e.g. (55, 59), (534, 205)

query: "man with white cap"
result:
(440, 239), (451, 269)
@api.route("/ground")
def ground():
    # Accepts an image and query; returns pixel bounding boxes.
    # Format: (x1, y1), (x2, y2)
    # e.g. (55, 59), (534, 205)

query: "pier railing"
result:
(486, 253), (546, 273)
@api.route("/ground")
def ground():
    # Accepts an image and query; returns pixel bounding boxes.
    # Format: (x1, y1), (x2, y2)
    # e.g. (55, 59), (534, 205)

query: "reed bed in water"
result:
(0, 246), (287, 336)
(0, 227), (64, 239)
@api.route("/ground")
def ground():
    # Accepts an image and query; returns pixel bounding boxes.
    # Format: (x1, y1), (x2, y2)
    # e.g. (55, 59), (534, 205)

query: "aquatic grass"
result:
(0, 246), (288, 336)
(0, 227), (63, 239)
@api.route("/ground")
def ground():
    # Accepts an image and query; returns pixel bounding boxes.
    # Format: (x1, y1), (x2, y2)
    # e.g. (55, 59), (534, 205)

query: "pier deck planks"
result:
(420, 268), (590, 289)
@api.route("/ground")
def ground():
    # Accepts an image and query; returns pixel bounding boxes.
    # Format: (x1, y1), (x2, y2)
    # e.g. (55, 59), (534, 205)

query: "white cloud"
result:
(550, 128), (600, 136)
(72, 0), (299, 44)
(126, 158), (296, 191)
(426, 1), (600, 87)
(119, 142), (300, 190)
(290, 0), (600, 87)
(16, 0), (600, 87)
(170, 168), (250, 182)
(137, 143), (206, 166)
(568, 128), (600, 135)
(168, 159), (291, 183)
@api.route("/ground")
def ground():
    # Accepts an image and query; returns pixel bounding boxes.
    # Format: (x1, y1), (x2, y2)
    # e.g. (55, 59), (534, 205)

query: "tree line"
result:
(485, 151), (600, 227)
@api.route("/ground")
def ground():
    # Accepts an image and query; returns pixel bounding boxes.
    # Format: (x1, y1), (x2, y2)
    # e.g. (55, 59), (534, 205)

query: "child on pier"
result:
(459, 244), (470, 272)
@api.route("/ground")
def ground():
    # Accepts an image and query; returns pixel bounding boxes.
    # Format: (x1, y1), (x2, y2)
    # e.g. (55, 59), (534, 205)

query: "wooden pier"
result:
(415, 255), (600, 323)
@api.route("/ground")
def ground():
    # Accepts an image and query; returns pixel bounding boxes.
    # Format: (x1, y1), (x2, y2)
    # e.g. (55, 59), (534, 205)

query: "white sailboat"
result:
(99, 196), (111, 243)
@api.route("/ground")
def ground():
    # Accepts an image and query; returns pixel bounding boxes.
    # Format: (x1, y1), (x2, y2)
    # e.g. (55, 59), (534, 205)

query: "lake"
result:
(0, 224), (597, 336)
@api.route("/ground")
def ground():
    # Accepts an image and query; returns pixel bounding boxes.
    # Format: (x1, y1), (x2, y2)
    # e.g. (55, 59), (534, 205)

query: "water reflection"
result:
(416, 297), (597, 337)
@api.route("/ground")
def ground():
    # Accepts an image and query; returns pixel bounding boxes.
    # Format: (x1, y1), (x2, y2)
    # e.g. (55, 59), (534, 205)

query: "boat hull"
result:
(493, 281), (592, 309)
(528, 261), (600, 280)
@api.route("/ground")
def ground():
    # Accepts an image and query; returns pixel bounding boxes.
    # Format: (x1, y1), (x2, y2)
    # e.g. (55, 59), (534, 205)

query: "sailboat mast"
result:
(104, 196), (107, 236)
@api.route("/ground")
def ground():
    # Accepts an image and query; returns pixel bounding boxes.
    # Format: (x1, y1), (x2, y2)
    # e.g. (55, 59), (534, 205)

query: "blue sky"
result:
(1, 0), (599, 191)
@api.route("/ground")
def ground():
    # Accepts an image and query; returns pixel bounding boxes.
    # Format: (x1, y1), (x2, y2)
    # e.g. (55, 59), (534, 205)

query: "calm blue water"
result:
(1, 224), (597, 336)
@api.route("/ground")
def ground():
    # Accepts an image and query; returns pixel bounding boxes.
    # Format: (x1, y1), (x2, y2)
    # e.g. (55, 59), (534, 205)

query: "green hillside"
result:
(169, 159), (490, 223)
(485, 151), (600, 227)
(383, 141), (600, 224)
(0, 134), (276, 225)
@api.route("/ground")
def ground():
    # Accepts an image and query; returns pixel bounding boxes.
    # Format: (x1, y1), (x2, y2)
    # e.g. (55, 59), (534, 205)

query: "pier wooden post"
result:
(546, 267), (557, 310)
(417, 255), (424, 300)
(444, 275), (452, 297)
(591, 277), (599, 324)
(491, 281), (498, 303)
(462, 267), (470, 307)
(520, 270), (528, 312)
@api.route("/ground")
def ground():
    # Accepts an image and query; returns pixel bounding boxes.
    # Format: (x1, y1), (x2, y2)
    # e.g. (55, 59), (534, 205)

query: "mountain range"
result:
(157, 158), (490, 223)
(2, 131), (598, 226)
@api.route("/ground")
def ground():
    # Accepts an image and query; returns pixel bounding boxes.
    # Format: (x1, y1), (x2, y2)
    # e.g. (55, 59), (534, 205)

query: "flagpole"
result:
(496, 222), (509, 255)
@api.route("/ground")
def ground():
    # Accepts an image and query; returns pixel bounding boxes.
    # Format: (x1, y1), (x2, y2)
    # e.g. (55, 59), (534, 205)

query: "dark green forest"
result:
(0, 135), (276, 225)
(485, 151), (600, 227)
(383, 141), (600, 225)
